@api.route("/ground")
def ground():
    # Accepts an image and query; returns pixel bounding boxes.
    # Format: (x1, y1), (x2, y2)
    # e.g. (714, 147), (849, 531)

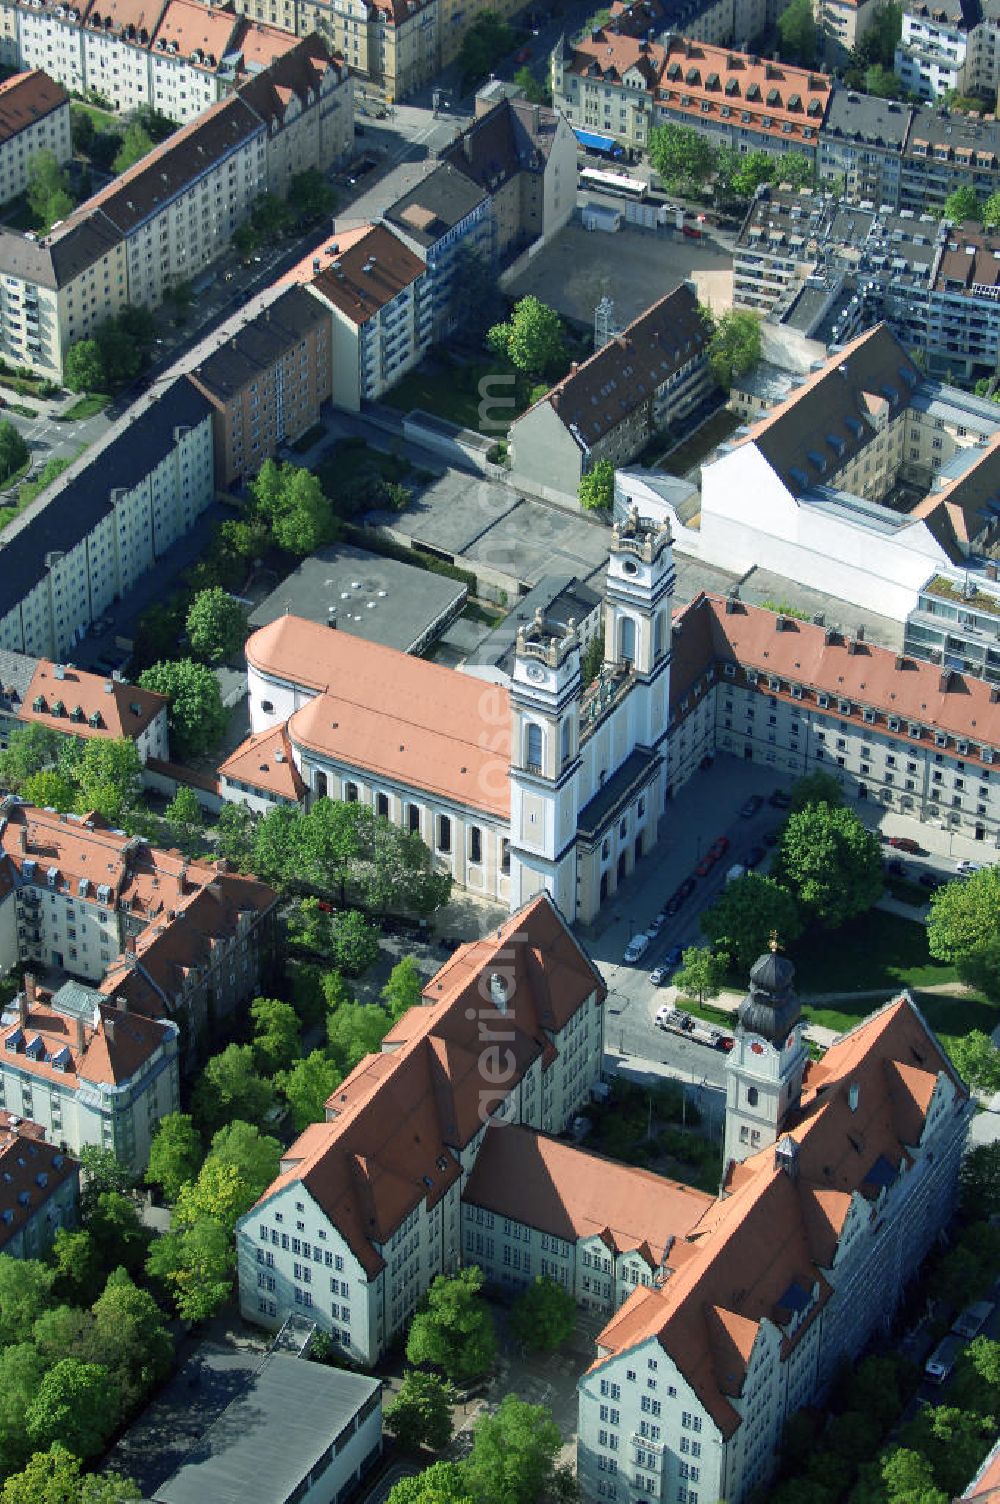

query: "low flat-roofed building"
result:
(248, 543), (467, 654)
(462, 573), (603, 686)
(0, 1111), (79, 1258)
(0, 70), (70, 207)
(152, 1355), (382, 1504)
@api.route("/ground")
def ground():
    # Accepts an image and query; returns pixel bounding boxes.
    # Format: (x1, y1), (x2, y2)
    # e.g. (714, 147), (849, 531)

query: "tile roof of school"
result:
(149, 0), (241, 66)
(252, 896), (606, 1275)
(464, 1125), (713, 1266)
(439, 97), (566, 191)
(589, 995), (964, 1436)
(245, 615), (511, 817)
(0, 71), (68, 143)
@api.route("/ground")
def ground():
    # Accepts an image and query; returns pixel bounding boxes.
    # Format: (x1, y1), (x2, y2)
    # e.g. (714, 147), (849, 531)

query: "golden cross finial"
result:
(769, 930), (781, 953)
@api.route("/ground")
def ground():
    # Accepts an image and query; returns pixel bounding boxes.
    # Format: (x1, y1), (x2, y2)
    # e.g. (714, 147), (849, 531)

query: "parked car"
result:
(665, 892), (683, 916)
(956, 859), (983, 877)
(887, 836), (922, 853)
(745, 845), (766, 869)
(647, 911), (666, 935)
(715, 1034), (735, 1052)
(623, 932), (652, 964)
(650, 965), (670, 986)
(769, 789), (792, 809)
(740, 795), (764, 818)
(676, 877), (696, 902)
(663, 943), (684, 971)
(695, 854), (716, 877)
(515, 44), (532, 60)
(952, 1300), (995, 1340)
(709, 835), (730, 859)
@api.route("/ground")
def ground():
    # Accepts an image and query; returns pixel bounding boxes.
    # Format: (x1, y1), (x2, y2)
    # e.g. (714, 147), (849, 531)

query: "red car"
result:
(708, 835), (730, 860)
(695, 853), (716, 878)
(887, 836), (922, 854)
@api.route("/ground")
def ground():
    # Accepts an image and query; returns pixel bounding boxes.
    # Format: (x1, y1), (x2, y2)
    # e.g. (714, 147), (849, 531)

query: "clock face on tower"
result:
(526, 664), (544, 682)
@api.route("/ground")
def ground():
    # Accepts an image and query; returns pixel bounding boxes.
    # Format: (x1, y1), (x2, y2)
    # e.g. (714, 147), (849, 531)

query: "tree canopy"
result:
(578, 459), (615, 513)
(191, 1044), (276, 1135)
(250, 460), (337, 556)
(705, 309), (762, 389)
(406, 1268), (497, 1383)
(700, 873), (803, 971)
(948, 1029), (1000, 1094)
(772, 803), (883, 928)
(509, 1276), (576, 1352)
(137, 658), (228, 758)
(146, 1114), (203, 1203)
(1, 1446), (141, 1504)
(382, 955), (425, 1022)
(927, 864), (1000, 960)
(673, 944), (728, 1004)
(386, 1370), (454, 1452)
(26, 150), (74, 233)
(112, 122), (154, 174)
(487, 297), (568, 381)
(0, 420), (29, 485)
(185, 587), (248, 664)
(25, 1359), (120, 1459)
(251, 997), (302, 1074)
(777, 0), (817, 64)
(279, 1049), (343, 1131)
(647, 121), (716, 196)
(943, 184), (981, 223)
(464, 1397), (562, 1504)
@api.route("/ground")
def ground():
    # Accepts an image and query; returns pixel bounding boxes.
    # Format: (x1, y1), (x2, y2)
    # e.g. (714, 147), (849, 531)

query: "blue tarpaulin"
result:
(574, 128), (621, 154)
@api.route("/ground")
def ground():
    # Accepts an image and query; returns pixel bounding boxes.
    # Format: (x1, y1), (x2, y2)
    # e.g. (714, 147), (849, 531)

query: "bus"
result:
(579, 167), (648, 201)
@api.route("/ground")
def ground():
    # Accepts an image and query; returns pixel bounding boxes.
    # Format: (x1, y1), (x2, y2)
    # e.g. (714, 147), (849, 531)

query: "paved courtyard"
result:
(506, 221), (734, 328)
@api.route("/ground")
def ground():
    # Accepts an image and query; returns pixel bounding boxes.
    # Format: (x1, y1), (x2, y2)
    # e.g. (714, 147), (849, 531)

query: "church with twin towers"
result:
(228, 509), (676, 923)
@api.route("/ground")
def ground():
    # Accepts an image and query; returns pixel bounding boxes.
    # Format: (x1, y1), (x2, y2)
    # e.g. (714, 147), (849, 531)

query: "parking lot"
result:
(505, 220), (734, 327)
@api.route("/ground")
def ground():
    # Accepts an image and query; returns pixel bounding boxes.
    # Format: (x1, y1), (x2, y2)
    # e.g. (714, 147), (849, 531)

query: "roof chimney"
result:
(22, 973), (37, 1014)
(489, 973), (508, 1013)
(74, 1014), (85, 1053)
(847, 637), (857, 654)
(104, 1015), (115, 1045)
(124, 931), (136, 956)
(775, 614), (786, 632)
(856, 623), (865, 642)
(848, 1082), (859, 1112)
(939, 670), (951, 691)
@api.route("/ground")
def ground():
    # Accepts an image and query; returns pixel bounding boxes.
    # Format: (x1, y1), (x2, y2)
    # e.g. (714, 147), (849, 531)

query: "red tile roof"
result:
(149, 0), (240, 67)
(654, 36), (831, 144)
(963, 1437), (1000, 1501)
(0, 1121), (78, 1252)
(464, 1125), (712, 1266)
(254, 896), (606, 1275)
(1, 984), (174, 1089)
(591, 995), (965, 1436)
(219, 723), (306, 803)
(19, 660), (166, 744)
(246, 616), (511, 817)
(284, 222), (425, 326)
(0, 71), (68, 145)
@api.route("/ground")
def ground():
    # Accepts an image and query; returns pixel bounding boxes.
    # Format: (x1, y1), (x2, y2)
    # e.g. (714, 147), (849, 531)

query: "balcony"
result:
(580, 663), (634, 745)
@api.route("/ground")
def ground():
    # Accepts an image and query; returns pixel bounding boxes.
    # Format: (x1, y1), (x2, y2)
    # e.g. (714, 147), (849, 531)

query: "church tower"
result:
(603, 506), (674, 755)
(508, 607), (582, 919)
(723, 942), (809, 1167)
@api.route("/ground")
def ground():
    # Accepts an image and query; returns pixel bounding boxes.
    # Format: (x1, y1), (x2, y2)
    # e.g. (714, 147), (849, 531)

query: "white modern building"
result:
(236, 894), (607, 1360)
(224, 507), (675, 924)
(0, 975), (180, 1173)
(577, 971), (972, 1504)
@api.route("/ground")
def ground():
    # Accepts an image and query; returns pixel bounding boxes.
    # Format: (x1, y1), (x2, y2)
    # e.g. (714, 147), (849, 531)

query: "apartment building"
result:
(0, 649), (169, 760)
(438, 96), (577, 265)
(817, 89), (910, 205)
(577, 984), (971, 1504)
(904, 566), (1000, 684)
(0, 798), (279, 1068)
(236, 32), (353, 186)
(0, 1113), (78, 1258)
(895, 0), (971, 97)
(0, 974), (179, 1172)
(0, 377), (215, 660)
(236, 894), (607, 1359)
(552, 31), (831, 162)
(383, 162), (491, 338)
(815, 0), (881, 65)
(186, 283), (333, 486)
(0, 70), (69, 207)
(508, 283), (713, 503)
(286, 222), (431, 410)
(900, 104), (1000, 209)
(922, 222), (1000, 379)
(669, 589), (1000, 846)
(229, 509), (675, 923)
(462, 1126), (713, 1316)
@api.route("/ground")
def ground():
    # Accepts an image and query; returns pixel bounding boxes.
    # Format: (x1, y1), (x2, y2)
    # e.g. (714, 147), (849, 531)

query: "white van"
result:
(952, 1300), (995, 1340)
(623, 932), (651, 964)
(924, 1333), (965, 1384)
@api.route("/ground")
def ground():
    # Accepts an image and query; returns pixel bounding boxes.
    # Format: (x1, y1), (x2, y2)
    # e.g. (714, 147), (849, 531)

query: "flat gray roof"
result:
(249, 543), (466, 653)
(154, 1356), (380, 1504)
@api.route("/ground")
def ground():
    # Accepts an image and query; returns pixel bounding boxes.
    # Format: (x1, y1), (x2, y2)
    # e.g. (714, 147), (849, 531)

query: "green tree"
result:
(279, 1049), (342, 1131)
(218, 516), (271, 563)
(21, 769), (78, 813)
(112, 121), (154, 174)
(382, 955), (424, 1022)
(700, 873), (802, 971)
(673, 944), (728, 1005)
(64, 339), (106, 395)
(77, 1146), (134, 1202)
(968, 1334), (1000, 1392)
(897, 1405), (994, 1498)
(779, 152), (814, 188)
(0, 1345), (45, 1475)
(89, 1268), (173, 1412)
(790, 770), (844, 811)
(864, 63), (907, 97)
(0, 419), (29, 484)
(879, 1448), (948, 1504)
(487, 296), (567, 381)
(958, 933), (1000, 997)
(509, 1276), (576, 1352)
(729, 149), (776, 199)
(26, 1359), (119, 1459)
(457, 12), (514, 87)
(173, 1160), (258, 1238)
(647, 121), (717, 195)
(288, 167), (336, 227)
(581, 629), (605, 686)
(513, 64), (548, 104)
(464, 1396), (561, 1504)
(145, 1217), (233, 1322)
(386, 1464), (472, 1504)
(0, 723), (64, 792)
(251, 996), (302, 1073)
(86, 1192), (150, 1279)
(32, 1305), (95, 1369)
(773, 803), (883, 928)
(185, 586), (248, 665)
(329, 909), (381, 976)
(26, 150), (74, 231)
(137, 658), (228, 759)
(578, 459), (614, 512)
(927, 864), (1000, 960)
(191, 1044), (276, 1135)
(0, 1257), (54, 1347)
(705, 309), (762, 389)
(250, 461), (337, 556)
(960, 1141), (1000, 1217)
(165, 785), (204, 856)
(844, 1354), (906, 1431)
(49, 1227), (103, 1306)
(1, 1446), (140, 1504)
(983, 189), (1000, 228)
(327, 1000), (393, 1074)
(944, 184), (980, 222)
(406, 1268), (497, 1383)
(70, 737), (143, 827)
(146, 1113), (203, 1204)
(777, 0), (817, 64)
(386, 1370), (454, 1451)
(71, 107), (95, 153)
(205, 1120), (282, 1204)
(949, 1029), (1000, 1093)
(217, 801), (257, 870)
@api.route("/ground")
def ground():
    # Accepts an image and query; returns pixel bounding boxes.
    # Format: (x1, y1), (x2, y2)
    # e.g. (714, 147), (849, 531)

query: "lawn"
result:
(61, 392), (110, 420)
(314, 440), (411, 497)
(792, 910), (956, 997)
(0, 462), (35, 530)
(72, 101), (120, 132)
(384, 364), (490, 431)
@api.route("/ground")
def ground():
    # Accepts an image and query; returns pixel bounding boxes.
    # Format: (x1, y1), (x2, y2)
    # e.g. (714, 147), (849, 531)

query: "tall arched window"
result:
(619, 615), (636, 665)
(654, 611), (665, 660)
(407, 803), (420, 834)
(376, 792), (389, 818)
(314, 770), (328, 798)
(438, 814), (451, 853)
(343, 781), (359, 803)
(561, 719), (572, 767)
(525, 722), (543, 773)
